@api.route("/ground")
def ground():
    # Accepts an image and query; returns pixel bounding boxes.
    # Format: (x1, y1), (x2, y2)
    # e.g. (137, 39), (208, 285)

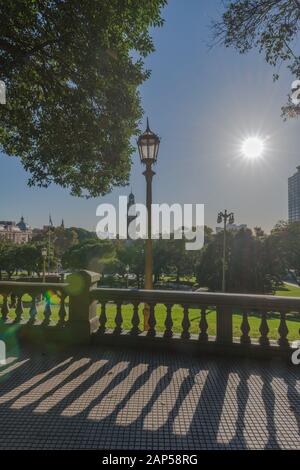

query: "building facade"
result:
(288, 166), (300, 223)
(215, 224), (247, 234)
(0, 217), (32, 244)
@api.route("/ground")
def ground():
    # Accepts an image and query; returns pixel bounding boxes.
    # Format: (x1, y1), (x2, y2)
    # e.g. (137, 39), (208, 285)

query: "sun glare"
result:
(242, 137), (264, 160)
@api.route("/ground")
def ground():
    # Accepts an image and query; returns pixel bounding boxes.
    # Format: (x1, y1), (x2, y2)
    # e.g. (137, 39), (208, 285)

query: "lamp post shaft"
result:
(218, 209), (234, 293)
(222, 217), (227, 293)
(143, 162), (155, 290)
(137, 118), (160, 331)
(43, 258), (46, 283)
(143, 162), (155, 330)
(48, 226), (51, 274)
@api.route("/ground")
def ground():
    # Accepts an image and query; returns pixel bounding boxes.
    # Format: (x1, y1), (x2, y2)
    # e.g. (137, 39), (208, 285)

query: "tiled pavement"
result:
(0, 346), (299, 449)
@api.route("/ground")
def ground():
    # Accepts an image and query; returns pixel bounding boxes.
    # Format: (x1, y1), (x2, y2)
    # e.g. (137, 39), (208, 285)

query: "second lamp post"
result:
(217, 209), (234, 293)
(41, 247), (47, 283)
(137, 118), (160, 329)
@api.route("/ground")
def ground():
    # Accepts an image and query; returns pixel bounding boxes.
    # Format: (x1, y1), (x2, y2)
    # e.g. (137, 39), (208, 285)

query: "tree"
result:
(270, 220), (300, 274)
(153, 239), (170, 283)
(254, 226), (265, 238)
(196, 231), (229, 291)
(62, 239), (116, 273)
(15, 244), (42, 275)
(213, 0), (300, 118)
(117, 240), (145, 288)
(166, 237), (195, 284)
(0, 0), (166, 196)
(196, 228), (284, 293)
(0, 242), (18, 279)
(53, 227), (78, 258)
(68, 227), (97, 243)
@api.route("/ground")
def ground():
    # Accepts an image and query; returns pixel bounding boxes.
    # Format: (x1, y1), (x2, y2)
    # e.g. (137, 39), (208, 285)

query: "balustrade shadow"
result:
(285, 374), (300, 436)
(0, 347), (299, 449)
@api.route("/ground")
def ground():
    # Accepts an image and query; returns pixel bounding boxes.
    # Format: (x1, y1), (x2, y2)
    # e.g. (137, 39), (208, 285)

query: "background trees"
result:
(62, 239), (116, 273)
(0, 241), (42, 278)
(196, 227), (285, 294)
(1, 220), (299, 291)
(0, 0), (166, 196)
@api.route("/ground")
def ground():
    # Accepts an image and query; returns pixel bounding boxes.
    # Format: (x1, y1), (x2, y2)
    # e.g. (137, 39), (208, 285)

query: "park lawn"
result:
(275, 283), (300, 297)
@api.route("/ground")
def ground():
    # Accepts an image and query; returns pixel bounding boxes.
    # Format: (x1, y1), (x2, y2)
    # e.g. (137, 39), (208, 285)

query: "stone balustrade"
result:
(0, 270), (299, 357)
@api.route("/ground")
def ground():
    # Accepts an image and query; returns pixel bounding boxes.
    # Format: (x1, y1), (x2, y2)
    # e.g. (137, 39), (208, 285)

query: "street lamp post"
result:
(125, 264), (130, 289)
(41, 248), (47, 283)
(137, 118), (160, 330)
(217, 210), (234, 292)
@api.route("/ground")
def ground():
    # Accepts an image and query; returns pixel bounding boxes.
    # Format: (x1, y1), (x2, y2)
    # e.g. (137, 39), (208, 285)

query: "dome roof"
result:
(16, 216), (30, 231)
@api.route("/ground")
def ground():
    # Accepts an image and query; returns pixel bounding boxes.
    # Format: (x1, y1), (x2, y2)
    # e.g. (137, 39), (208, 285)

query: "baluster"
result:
(278, 310), (289, 348)
(131, 302), (140, 335)
(199, 306), (208, 342)
(10, 293), (17, 308)
(99, 302), (107, 334)
(14, 295), (24, 323)
(147, 303), (156, 337)
(1, 294), (9, 322)
(28, 295), (37, 325)
(43, 297), (52, 326)
(58, 293), (67, 325)
(164, 304), (173, 338)
(240, 309), (251, 344)
(181, 304), (190, 339)
(114, 302), (122, 334)
(259, 310), (269, 346)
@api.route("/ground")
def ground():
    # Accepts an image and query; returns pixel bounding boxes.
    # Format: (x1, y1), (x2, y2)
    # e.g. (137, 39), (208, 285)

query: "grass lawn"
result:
(1, 282), (299, 341)
(99, 282), (299, 341)
(275, 283), (300, 297)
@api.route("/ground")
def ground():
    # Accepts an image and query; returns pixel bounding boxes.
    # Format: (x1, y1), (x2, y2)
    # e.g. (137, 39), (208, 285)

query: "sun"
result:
(242, 137), (264, 159)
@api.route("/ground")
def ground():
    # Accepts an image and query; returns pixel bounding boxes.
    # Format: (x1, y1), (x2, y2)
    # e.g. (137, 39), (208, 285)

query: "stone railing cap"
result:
(67, 270), (100, 286)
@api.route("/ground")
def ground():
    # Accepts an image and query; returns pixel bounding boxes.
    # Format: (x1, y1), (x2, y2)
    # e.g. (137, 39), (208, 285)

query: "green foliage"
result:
(53, 227), (78, 257)
(213, 0), (300, 117)
(68, 227), (97, 243)
(196, 231), (225, 291)
(0, 240), (17, 278)
(62, 239), (116, 272)
(117, 240), (145, 287)
(0, 241), (42, 277)
(14, 244), (43, 275)
(0, 0), (166, 196)
(269, 220), (300, 273)
(196, 228), (285, 293)
(2, 220), (298, 292)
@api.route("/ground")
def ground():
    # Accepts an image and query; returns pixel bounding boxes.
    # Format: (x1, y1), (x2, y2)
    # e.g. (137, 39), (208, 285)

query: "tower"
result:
(288, 166), (300, 222)
(127, 190), (137, 238)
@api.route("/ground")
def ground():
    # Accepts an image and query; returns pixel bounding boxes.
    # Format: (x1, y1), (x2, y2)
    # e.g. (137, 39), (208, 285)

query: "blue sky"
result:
(1, 0), (299, 232)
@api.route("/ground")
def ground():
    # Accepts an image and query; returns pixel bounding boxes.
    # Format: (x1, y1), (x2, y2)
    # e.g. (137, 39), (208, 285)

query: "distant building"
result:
(215, 224), (247, 234)
(288, 166), (300, 222)
(0, 216), (32, 244)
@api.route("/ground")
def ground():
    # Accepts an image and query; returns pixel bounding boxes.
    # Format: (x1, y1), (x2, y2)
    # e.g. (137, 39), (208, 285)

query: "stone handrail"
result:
(0, 270), (299, 356)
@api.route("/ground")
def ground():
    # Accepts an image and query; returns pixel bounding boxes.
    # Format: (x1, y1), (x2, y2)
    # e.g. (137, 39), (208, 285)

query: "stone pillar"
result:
(216, 305), (233, 344)
(67, 270), (100, 343)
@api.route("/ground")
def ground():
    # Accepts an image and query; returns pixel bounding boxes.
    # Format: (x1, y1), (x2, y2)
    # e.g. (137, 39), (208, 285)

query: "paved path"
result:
(0, 346), (299, 449)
